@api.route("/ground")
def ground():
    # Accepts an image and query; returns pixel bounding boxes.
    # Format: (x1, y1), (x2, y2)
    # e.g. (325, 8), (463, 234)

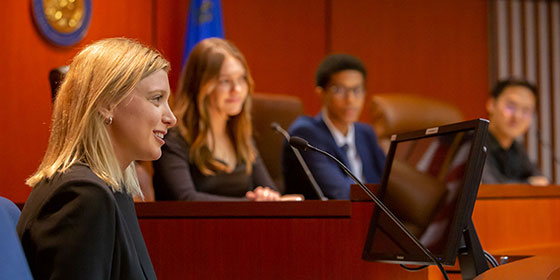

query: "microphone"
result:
(289, 136), (450, 280)
(271, 123), (327, 201)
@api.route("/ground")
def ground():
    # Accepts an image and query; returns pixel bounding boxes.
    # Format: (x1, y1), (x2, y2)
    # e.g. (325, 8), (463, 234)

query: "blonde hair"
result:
(27, 38), (170, 196)
(174, 38), (255, 175)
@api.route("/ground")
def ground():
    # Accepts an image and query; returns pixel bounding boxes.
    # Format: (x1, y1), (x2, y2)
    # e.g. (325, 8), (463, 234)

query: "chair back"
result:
(252, 93), (304, 193)
(0, 197), (33, 279)
(49, 66), (69, 102)
(370, 93), (463, 151)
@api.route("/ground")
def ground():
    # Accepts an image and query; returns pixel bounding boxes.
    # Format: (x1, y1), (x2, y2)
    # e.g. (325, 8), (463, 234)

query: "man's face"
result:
(487, 85), (536, 141)
(319, 70), (365, 131)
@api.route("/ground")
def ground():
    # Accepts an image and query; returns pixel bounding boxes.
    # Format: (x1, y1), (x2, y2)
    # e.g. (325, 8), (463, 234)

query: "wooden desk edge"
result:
(135, 200), (352, 218)
(477, 184), (560, 199)
(350, 184), (560, 200)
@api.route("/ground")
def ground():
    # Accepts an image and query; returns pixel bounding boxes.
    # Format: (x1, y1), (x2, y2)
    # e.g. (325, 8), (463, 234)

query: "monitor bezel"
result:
(362, 118), (489, 265)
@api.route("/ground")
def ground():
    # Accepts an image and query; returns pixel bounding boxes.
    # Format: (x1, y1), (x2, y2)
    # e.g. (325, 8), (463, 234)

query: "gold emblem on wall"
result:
(43, 0), (84, 33)
(32, 0), (92, 46)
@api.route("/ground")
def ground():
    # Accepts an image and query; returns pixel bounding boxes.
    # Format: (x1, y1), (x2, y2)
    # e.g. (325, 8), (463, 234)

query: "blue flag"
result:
(182, 0), (224, 66)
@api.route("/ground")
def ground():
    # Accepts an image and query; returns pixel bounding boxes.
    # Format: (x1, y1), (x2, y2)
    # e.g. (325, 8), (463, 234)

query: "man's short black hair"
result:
(491, 78), (538, 99)
(315, 54), (367, 88)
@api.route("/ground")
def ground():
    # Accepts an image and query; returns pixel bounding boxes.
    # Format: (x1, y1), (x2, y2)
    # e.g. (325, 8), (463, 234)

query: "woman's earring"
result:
(104, 116), (113, 125)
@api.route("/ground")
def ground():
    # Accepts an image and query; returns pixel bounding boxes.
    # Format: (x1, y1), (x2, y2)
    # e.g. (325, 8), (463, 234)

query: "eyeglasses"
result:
(217, 77), (248, 91)
(504, 101), (534, 119)
(327, 84), (365, 98)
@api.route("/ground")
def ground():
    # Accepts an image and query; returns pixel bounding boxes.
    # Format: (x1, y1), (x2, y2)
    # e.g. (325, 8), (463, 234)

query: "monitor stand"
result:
(458, 219), (490, 280)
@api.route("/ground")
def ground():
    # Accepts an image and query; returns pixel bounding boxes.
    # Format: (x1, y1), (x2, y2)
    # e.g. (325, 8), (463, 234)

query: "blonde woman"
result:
(153, 38), (280, 201)
(17, 38), (176, 279)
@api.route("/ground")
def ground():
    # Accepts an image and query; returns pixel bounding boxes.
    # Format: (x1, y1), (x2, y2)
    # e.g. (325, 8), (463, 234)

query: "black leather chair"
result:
(49, 66), (69, 102)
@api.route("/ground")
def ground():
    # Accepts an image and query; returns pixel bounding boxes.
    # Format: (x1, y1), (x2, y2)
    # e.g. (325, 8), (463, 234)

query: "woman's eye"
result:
(151, 95), (163, 103)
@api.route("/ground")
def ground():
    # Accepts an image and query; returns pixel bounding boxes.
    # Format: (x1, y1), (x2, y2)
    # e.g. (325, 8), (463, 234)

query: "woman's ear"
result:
(98, 107), (113, 122)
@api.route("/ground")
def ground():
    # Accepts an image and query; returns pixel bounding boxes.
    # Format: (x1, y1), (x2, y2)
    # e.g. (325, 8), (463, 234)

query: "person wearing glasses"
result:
(153, 38), (281, 201)
(282, 54), (386, 199)
(481, 78), (549, 185)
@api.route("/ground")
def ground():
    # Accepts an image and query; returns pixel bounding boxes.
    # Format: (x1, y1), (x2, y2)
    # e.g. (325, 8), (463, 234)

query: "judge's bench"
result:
(136, 184), (560, 279)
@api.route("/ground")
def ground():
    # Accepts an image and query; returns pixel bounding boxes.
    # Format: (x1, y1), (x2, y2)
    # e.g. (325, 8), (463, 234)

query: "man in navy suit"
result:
(282, 54), (386, 199)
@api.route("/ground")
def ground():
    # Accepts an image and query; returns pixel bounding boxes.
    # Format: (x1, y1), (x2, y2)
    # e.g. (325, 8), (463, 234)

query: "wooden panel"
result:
(222, 0), (327, 115)
(138, 201), (428, 280)
(135, 200), (350, 218)
(477, 184), (560, 199)
(0, 0), (154, 202)
(330, 0), (489, 121)
(473, 185), (560, 254)
(153, 0), (190, 91)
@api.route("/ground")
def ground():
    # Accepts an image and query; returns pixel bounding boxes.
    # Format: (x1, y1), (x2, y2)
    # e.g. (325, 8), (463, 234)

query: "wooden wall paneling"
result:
(495, 0), (509, 79)
(538, 1), (553, 180)
(550, 2), (560, 183)
(0, 0), (155, 202)
(222, 0), (328, 115)
(545, 1), (557, 183)
(329, 0), (489, 121)
(1, 1), (47, 202)
(153, 0), (189, 92)
(139, 201), (428, 279)
(510, 0), (523, 77)
(524, 1), (540, 167)
(473, 198), (560, 253)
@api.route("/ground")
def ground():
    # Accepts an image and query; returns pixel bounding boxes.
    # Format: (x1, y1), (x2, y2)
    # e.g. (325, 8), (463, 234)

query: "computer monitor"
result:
(362, 119), (489, 267)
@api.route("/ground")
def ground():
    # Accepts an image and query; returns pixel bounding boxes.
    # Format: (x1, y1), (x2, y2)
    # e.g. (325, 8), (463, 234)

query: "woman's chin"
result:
(226, 109), (243, 117)
(139, 150), (162, 162)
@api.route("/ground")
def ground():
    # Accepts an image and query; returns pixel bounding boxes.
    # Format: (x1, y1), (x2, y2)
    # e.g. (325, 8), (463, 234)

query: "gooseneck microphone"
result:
(270, 123), (327, 201)
(289, 136), (450, 280)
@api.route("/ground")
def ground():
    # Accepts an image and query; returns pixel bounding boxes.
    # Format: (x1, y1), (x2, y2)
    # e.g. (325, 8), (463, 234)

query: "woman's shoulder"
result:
(32, 165), (115, 209)
(58, 164), (109, 185)
(19, 164), (118, 232)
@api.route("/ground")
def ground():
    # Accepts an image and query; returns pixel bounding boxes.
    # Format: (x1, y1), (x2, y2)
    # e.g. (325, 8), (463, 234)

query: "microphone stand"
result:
(290, 136), (449, 280)
(271, 123), (327, 201)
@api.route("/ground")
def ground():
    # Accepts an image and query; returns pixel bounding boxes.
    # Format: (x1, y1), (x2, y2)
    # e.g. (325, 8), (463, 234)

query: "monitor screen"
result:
(362, 119), (488, 265)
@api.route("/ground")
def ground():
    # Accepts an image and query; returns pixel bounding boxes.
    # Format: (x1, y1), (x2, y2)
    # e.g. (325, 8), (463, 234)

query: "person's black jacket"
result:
(17, 164), (156, 279)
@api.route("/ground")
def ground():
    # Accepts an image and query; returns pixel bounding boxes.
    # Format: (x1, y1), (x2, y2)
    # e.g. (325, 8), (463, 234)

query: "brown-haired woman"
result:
(153, 38), (280, 201)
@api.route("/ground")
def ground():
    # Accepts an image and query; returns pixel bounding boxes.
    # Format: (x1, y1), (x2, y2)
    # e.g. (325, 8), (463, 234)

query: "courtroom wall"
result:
(0, 0), (488, 202)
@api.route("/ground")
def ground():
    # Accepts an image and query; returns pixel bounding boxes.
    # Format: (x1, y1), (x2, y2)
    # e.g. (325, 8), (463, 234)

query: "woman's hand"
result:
(246, 186), (281, 201)
(528, 175), (549, 186)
